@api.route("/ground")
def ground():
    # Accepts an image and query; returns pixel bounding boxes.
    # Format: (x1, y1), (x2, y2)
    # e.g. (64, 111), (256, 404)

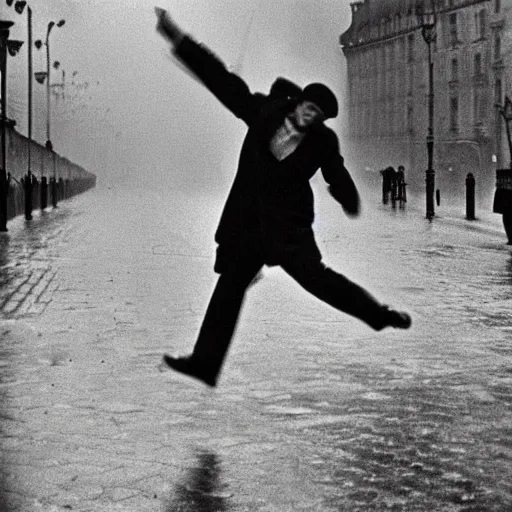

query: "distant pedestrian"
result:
(396, 165), (406, 203)
(493, 170), (512, 244)
(380, 166), (396, 204)
(155, 8), (412, 387)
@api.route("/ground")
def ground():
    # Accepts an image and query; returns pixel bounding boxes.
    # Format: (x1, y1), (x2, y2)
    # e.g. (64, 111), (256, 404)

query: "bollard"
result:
(32, 176), (39, 210)
(58, 177), (64, 201)
(466, 173), (475, 220)
(23, 172), (33, 221)
(41, 176), (48, 210)
(50, 177), (57, 208)
(436, 189), (440, 207)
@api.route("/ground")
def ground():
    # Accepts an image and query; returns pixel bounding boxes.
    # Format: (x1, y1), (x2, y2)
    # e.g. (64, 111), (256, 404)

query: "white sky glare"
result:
(3, 0), (352, 190)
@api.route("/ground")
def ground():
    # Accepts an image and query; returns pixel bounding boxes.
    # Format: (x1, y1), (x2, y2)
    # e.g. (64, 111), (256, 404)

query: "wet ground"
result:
(0, 185), (511, 511)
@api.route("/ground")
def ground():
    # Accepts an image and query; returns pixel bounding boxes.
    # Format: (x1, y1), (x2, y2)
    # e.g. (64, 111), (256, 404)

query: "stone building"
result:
(340, 0), (504, 204)
(492, 0), (512, 168)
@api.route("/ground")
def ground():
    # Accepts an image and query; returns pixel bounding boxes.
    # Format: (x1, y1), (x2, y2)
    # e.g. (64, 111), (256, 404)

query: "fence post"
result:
(41, 176), (48, 210)
(466, 173), (475, 221)
(23, 172), (33, 221)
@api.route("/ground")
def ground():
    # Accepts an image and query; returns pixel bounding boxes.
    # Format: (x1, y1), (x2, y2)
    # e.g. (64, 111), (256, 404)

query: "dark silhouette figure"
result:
(22, 171), (33, 221)
(155, 9), (411, 387)
(166, 450), (230, 512)
(396, 165), (406, 205)
(41, 176), (48, 210)
(380, 166), (397, 205)
(493, 170), (512, 244)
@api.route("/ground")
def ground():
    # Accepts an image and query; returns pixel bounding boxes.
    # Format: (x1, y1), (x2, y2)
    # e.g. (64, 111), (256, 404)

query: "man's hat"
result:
(300, 83), (338, 119)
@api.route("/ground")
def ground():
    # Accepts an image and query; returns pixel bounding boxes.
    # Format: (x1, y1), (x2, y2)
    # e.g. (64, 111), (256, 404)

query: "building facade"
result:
(340, 0), (506, 205)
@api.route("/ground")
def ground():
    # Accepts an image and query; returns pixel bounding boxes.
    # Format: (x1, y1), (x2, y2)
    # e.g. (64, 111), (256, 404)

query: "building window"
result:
(479, 91), (486, 122)
(495, 35), (501, 60)
(495, 78), (502, 103)
(407, 104), (414, 133)
(478, 10), (487, 39)
(450, 96), (459, 132)
(473, 89), (487, 124)
(474, 91), (481, 124)
(451, 58), (458, 81)
(474, 53), (482, 76)
(408, 33), (415, 62)
(449, 13), (458, 45)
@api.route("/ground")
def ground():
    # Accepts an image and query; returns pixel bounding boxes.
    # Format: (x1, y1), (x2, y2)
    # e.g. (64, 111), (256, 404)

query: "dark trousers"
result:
(503, 211), (512, 244)
(192, 253), (387, 381)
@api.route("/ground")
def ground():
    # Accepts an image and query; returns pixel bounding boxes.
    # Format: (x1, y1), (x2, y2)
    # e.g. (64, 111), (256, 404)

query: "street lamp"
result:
(6, 0), (34, 181)
(35, 17), (65, 207)
(416, 0), (437, 220)
(0, 19), (23, 232)
(39, 18), (65, 151)
(495, 95), (512, 169)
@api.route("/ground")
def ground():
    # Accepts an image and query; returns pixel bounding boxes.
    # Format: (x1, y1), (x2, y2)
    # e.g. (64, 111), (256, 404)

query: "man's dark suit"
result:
(173, 36), (392, 383)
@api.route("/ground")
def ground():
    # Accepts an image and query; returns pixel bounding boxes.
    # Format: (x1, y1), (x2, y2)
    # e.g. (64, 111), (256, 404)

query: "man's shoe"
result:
(162, 354), (217, 387)
(385, 308), (412, 329)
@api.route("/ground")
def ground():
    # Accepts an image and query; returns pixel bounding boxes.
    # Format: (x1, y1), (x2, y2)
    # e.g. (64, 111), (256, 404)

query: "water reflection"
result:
(0, 209), (72, 316)
(0, 234), (9, 270)
(166, 449), (231, 512)
(505, 256), (512, 284)
(0, 320), (15, 511)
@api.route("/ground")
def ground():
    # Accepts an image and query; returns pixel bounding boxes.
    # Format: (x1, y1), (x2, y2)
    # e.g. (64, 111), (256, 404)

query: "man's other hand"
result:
(155, 7), (183, 44)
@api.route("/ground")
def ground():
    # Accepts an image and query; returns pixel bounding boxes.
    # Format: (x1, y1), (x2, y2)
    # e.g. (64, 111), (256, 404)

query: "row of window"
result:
(450, 52), (488, 81)
(353, 7), (487, 48)
(349, 90), (487, 137)
(350, 50), (489, 87)
(350, 29), (494, 79)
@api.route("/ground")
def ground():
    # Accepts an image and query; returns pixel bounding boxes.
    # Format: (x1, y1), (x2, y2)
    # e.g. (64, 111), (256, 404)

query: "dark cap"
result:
(300, 83), (338, 119)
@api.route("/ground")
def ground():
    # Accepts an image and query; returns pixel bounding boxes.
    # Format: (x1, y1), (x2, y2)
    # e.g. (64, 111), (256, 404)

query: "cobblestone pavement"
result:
(0, 187), (511, 511)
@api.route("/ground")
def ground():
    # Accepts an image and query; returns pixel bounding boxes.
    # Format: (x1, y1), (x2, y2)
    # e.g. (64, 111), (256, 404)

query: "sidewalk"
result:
(0, 186), (511, 511)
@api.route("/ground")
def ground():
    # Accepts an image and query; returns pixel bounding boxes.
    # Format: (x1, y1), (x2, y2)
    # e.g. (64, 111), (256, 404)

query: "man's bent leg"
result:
(281, 257), (409, 331)
(164, 257), (263, 386)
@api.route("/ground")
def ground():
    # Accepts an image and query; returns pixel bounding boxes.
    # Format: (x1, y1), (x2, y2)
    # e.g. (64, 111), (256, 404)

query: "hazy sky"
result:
(4, 0), (352, 190)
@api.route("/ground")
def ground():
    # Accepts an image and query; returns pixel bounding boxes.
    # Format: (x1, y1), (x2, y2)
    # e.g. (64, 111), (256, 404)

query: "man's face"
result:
(291, 101), (326, 130)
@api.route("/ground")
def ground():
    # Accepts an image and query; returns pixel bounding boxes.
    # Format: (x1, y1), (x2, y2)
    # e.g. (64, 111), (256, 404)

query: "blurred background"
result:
(3, 0), (352, 192)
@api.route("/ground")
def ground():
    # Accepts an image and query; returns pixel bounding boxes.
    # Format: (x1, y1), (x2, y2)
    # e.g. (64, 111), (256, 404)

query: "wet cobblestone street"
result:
(0, 186), (511, 511)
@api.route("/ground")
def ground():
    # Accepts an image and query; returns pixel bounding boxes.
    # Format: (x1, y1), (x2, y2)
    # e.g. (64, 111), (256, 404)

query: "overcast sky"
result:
(3, 0), (352, 190)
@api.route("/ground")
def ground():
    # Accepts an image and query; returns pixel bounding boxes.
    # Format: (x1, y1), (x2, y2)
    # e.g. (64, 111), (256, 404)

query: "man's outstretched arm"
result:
(319, 129), (360, 217)
(155, 8), (260, 124)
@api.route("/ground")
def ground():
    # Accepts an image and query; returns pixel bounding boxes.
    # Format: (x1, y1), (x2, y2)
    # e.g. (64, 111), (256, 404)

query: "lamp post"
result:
(495, 95), (512, 169)
(35, 18), (64, 207)
(416, 0), (437, 220)
(12, 1), (33, 178)
(6, 0), (34, 182)
(0, 20), (23, 232)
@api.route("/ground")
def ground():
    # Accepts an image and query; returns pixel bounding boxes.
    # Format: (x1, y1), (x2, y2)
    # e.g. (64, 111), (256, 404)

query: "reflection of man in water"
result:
(155, 8), (412, 387)
(169, 450), (228, 511)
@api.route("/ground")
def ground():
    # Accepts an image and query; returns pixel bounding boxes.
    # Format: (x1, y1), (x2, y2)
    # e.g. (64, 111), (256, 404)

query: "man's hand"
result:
(155, 7), (184, 45)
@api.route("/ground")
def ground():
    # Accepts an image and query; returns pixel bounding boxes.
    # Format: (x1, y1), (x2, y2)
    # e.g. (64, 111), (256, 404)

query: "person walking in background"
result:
(380, 166), (396, 205)
(396, 165), (406, 204)
(155, 8), (412, 388)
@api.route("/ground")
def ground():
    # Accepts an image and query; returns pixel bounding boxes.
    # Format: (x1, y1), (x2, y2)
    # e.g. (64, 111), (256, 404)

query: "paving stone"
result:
(1, 189), (512, 510)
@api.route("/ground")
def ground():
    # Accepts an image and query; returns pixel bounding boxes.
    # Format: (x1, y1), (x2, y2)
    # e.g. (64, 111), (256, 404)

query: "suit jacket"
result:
(174, 36), (360, 272)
